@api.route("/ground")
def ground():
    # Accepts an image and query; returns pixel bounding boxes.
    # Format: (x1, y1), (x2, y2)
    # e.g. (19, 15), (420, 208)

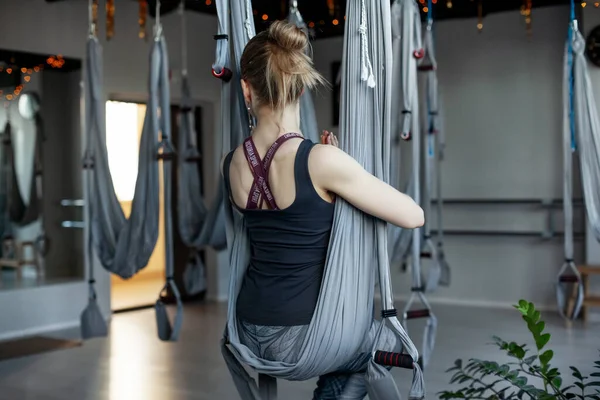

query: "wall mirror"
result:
(0, 49), (83, 291)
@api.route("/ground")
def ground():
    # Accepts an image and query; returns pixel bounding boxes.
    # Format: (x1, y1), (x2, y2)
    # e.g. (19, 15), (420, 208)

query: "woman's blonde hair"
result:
(240, 20), (328, 111)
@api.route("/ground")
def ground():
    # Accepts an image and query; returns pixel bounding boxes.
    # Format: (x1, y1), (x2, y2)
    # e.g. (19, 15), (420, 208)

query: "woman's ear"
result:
(241, 79), (252, 107)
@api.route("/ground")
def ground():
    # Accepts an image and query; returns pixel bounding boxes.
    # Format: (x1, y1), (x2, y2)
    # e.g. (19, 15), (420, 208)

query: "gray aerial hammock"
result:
(556, 4), (600, 321)
(80, 0), (182, 341)
(150, 4), (184, 342)
(387, 0), (422, 268)
(391, 0), (437, 370)
(417, 1), (449, 292)
(220, 0), (425, 399)
(200, 0), (234, 255)
(287, 0), (320, 144)
(176, 1), (208, 297)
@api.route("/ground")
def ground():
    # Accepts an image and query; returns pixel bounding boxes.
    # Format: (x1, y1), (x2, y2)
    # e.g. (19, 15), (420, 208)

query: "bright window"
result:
(105, 100), (146, 202)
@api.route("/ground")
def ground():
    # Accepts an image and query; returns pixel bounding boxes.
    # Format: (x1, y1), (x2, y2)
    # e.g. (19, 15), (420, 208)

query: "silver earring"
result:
(247, 106), (254, 131)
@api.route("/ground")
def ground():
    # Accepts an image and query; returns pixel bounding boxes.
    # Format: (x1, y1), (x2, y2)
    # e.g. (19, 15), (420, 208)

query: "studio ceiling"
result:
(46, 0), (582, 39)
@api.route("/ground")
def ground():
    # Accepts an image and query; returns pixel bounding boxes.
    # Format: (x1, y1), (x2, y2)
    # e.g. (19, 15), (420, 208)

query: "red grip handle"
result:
(559, 275), (579, 283)
(212, 67), (233, 82)
(406, 309), (431, 320)
(374, 351), (414, 369)
(413, 49), (425, 59)
(418, 64), (435, 71)
(156, 153), (175, 161)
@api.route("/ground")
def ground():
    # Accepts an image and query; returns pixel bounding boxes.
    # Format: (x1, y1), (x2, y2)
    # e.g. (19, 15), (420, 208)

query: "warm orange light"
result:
(6, 94), (13, 100)
(595, 1), (600, 7)
(423, 6), (429, 12)
(332, 19), (339, 25)
(205, 0), (211, 4)
(6, 68), (12, 74)
(24, 76), (31, 82)
(447, 0), (453, 8)
(34, 66), (40, 72)
(20, 67), (27, 73)
(582, 1), (587, 7)
(432, 0), (438, 3)
(262, 14), (268, 20)
(27, 68), (32, 74)
(308, 21), (315, 28)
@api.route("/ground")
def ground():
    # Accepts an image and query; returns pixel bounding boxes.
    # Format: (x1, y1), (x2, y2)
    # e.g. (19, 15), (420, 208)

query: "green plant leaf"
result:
(552, 376), (562, 388)
(535, 321), (545, 335)
(536, 333), (551, 350)
(517, 299), (529, 312)
(539, 350), (553, 366)
(571, 366), (584, 380)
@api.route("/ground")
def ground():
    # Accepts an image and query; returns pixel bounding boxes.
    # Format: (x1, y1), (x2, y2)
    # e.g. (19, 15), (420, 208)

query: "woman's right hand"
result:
(321, 130), (339, 147)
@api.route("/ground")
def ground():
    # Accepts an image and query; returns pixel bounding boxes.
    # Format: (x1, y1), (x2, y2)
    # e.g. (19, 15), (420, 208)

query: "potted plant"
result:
(439, 300), (600, 399)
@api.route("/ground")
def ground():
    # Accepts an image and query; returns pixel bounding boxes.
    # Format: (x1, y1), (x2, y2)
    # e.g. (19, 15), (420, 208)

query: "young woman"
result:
(221, 20), (424, 400)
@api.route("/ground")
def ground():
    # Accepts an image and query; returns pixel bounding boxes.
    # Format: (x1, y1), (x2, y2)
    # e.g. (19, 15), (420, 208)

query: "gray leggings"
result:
(238, 319), (402, 400)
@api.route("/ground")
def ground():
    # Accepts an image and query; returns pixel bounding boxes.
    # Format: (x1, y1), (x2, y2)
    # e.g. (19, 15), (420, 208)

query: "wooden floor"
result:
(0, 302), (596, 400)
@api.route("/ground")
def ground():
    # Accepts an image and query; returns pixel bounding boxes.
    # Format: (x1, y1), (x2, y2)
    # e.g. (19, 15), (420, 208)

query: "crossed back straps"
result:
(242, 132), (303, 210)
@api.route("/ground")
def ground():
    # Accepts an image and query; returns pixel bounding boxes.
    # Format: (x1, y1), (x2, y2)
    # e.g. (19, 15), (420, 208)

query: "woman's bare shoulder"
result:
(220, 145), (245, 177)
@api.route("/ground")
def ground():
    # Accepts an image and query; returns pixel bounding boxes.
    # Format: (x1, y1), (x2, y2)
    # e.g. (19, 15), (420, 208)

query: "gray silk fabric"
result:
(220, 0), (424, 399)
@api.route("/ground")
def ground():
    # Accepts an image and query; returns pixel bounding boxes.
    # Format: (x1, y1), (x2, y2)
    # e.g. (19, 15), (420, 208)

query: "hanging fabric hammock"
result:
(199, 0), (245, 254)
(177, 2), (208, 297)
(418, 3), (449, 292)
(556, 12), (593, 321)
(390, 0), (437, 370)
(81, 1), (182, 341)
(221, 0), (424, 399)
(288, 0), (320, 144)
(150, 11), (184, 342)
(82, 37), (160, 280)
(388, 0), (422, 268)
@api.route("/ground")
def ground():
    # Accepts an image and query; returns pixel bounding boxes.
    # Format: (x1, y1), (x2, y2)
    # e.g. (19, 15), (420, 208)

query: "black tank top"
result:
(223, 139), (334, 326)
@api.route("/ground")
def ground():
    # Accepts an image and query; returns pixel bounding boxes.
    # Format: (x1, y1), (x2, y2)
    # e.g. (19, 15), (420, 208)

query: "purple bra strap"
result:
(242, 132), (303, 210)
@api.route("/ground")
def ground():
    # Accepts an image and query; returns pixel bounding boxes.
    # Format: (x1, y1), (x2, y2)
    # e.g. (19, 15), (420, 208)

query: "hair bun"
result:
(267, 20), (308, 52)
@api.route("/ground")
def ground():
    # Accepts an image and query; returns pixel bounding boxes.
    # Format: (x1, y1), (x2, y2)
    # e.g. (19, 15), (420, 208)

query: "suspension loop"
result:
(180, 0), (188, 76)
(88, 0), (98, 38)
(154, 0), (163, 40)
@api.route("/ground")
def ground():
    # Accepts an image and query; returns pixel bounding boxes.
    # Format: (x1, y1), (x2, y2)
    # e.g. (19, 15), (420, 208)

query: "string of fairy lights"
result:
(134, 0), (600, 39)
(0, 55), (66, 104)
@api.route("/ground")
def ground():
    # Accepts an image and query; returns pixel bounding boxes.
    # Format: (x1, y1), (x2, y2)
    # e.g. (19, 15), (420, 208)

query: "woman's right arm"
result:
(310, 144), (424, 229)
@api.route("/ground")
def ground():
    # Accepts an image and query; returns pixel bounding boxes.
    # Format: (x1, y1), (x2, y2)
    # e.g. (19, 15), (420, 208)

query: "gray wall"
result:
(0, 0), (223, 339)
(312, 6), (585, 309)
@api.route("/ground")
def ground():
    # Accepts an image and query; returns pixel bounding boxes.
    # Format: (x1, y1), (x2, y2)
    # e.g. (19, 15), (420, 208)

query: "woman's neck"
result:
(252, 103), (301, 144)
